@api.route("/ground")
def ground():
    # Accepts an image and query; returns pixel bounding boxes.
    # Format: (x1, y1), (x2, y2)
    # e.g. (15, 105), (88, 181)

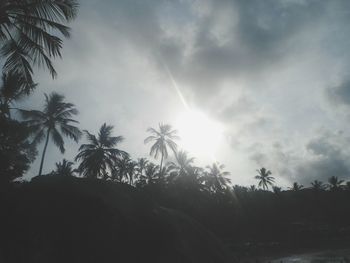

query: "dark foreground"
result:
(0, 176), (229, 263)
(1, 176), (349, 263)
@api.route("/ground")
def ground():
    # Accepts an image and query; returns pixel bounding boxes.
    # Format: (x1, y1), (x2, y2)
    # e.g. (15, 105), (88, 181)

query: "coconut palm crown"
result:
(20, 92), (81, 176)
(75, 123), (128, 179)
(144, 123), (179, 176)
(0, 0), (79, 91)
(255, 167), (274, 190)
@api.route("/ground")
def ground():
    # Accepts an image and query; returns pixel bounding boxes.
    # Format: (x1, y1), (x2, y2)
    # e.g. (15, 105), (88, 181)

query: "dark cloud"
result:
(297, 131), (350, 183)
(71, 0), (350, 109)
(249, 131), (350, 186)
(327, 79), (350, 107)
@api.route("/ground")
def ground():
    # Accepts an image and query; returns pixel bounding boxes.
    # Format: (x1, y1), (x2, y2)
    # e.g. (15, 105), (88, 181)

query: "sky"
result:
(19, 0), (350, 187)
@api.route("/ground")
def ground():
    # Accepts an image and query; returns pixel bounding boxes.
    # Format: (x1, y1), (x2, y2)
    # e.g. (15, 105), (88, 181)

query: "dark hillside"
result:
(0, 176), (229, 263)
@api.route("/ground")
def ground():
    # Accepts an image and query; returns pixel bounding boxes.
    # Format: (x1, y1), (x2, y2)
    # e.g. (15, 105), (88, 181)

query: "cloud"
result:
(19, 0), (350, 186)
(248, 130), (350, 186)
(327, 79), (350, 107)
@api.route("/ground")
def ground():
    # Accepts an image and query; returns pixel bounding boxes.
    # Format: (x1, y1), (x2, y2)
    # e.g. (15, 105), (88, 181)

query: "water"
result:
(270, 249), (350, 263)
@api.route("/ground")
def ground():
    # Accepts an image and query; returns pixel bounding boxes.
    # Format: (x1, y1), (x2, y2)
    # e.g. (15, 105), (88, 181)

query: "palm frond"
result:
(51, 127), (64, 153)
(60, 123), (82, 142)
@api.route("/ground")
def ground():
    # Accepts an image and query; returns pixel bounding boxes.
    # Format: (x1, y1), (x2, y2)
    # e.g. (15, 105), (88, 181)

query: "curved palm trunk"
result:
(38, 129), (51, 176)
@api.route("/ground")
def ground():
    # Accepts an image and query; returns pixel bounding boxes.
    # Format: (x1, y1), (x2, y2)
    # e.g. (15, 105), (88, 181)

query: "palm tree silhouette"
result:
(75, 123), (128, 179)
(272, 186), (282, 194)
(0, 0), (79, 91)
(144, 123), (179, 177)
(54, 159), (75, 176)
(255, 167), (274, 190)
(0, 73), (37, 117)
(204, 162), (231, 193)
(249, 185), (257, 192)
(113, 155), (136, 184)
(328, 176), (344, 191)
(289, 182), (303, 191)
(144, 162), (159, 185)
(168, 150), (195, 176)
(136, 158), (148, 178)
(182, 166), (204, 190)
(20, 92), (81, 176)
(311, 180), (325, 191)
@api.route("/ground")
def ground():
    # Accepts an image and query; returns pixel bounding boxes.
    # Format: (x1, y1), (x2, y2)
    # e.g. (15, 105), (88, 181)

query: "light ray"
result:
(160, 60), (221, 163)
(161, 61), (189, 111)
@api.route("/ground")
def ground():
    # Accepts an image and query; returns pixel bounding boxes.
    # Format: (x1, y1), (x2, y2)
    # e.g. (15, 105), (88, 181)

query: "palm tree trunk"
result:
(38, 129), (50, 176)
(159, 153), (164, 179)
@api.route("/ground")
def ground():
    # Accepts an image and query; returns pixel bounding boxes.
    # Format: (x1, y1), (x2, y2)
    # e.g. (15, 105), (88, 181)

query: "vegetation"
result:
(75, 123), (128, 179)
(289, 182), (304, 191)
(144, 123), (179, 177)
(0, 116), (36, 186)
(0, 0), (79, 91)
(255, 167), (274, 190)
(20, 92), (82, 176)
(52, 158), (75, 176)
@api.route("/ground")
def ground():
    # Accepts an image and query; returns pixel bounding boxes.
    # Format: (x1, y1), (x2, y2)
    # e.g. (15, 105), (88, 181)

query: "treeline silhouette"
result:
(2, 86), (350, 255)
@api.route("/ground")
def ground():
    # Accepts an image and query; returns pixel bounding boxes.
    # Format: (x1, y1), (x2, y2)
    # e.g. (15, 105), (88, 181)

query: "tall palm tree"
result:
(255, 167), (274, 190)
(20, 92), (81, 176)
(75, 123), (128, 179)
(311, 180), (325, 191)
(328, 176), (344, 191)
(0, 73), (36, 117)
(53, 159), (75, 176)
(204, 162), (231, 193)
(289, 182), (303, 191)
(0, 0), (79, 91)
(144, 123), (179, 176)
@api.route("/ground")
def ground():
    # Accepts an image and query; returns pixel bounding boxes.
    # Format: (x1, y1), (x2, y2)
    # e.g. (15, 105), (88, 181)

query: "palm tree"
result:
(255, 167), (274, 190)
(136, 158), (148, 178)
(144, 123), (179, 176)
(75, 123), (128, 179)
(53, 159), (75, 176)
(289, 182), (303, 191)
(20, 92), (81, 176)
(203, 162), (231, 193)
(113, 155), (136, 184)
(0, 73), (37, 117)
(0, 0), (79, 91)
(168, 150), (195, 176)
(249, 185), (257, 192)
(311, 180), (325, 191)
(144, 162), (159, 185)
(272, 186), (282, 194)
(181, 166), (204, 190)
(328, 176), (344, 191)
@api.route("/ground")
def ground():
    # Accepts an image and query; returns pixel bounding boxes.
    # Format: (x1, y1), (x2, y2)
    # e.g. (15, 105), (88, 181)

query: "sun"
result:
(175, 109), (224, 160)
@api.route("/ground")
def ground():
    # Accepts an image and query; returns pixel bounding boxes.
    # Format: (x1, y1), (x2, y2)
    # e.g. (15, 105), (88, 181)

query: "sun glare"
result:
(175, 110), (224, 161)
